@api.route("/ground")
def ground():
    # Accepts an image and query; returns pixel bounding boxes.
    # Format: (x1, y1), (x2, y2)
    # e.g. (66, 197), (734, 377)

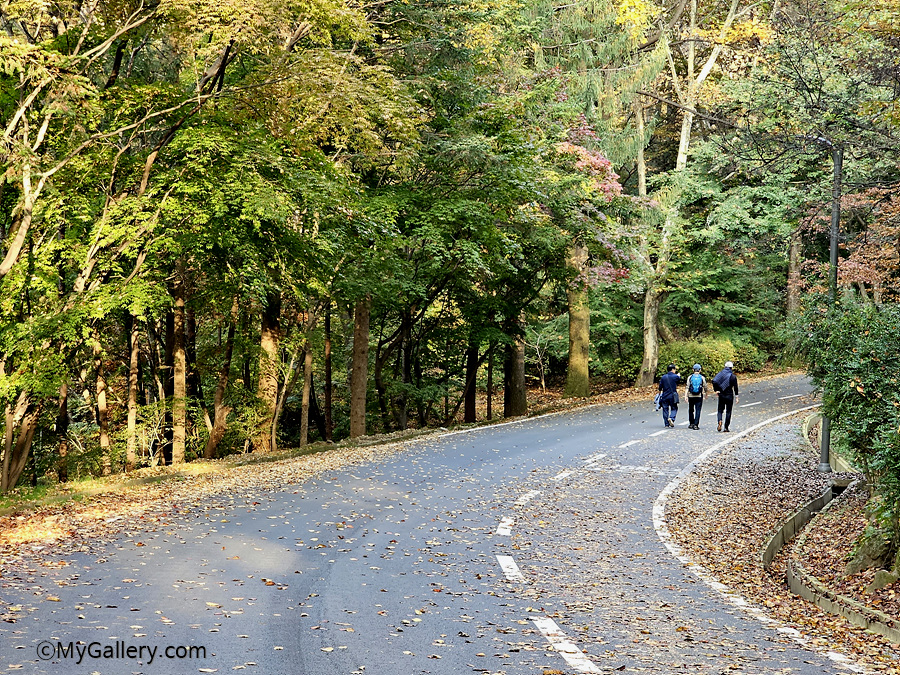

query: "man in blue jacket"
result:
(712, 361), (740, 432)
(658, 364), (681, 428)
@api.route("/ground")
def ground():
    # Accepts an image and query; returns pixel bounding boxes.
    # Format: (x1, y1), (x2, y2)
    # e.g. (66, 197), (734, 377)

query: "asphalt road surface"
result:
(2, 373), (858, 675)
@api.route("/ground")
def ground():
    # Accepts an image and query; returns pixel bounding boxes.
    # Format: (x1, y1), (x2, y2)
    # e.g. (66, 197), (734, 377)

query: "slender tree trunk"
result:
(255, 292), (282, 452)
(464, 344), (479, 422)
(503, 338), (527, 417)
(57, 381), (69, 482)
(787, 229), (802, 317)
(162, 311), (175, 464)
(94, 340), (112, 475)
(172, 279), (187, 465)
(324, 304), (333, 441)
(637, 287), (663, 386)
(126, 313), (140, 471)
(486, 344), (494, 421)
(300, 343), (314, 446)
(564, 244), (591, 397)
(349, 296), (371, 438)
(204, 298), (238, 459)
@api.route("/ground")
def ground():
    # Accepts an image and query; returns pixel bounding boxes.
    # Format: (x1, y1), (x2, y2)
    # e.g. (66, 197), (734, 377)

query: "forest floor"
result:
(3, 369), (896, 671)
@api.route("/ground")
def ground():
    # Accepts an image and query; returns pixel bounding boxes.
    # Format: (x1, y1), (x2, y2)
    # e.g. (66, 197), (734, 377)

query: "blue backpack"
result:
(689, 373), (703, 395)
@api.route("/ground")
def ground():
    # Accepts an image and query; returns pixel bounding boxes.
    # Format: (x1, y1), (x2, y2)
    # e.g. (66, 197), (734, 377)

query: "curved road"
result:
(0, 373), (857, 675)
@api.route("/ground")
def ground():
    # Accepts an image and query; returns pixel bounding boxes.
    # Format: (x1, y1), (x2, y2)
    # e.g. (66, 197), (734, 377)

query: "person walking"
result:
(658, 364), (681, 427)
(685, 363), (706, 430)
(712, 361), (739, 432)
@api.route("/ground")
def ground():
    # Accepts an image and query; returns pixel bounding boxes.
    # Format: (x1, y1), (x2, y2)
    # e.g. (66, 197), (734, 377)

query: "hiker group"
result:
(656, 361), (739, 431)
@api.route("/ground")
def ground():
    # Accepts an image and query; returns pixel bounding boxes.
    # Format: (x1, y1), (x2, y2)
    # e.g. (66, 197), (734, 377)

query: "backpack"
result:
(689, 373), (703, 395)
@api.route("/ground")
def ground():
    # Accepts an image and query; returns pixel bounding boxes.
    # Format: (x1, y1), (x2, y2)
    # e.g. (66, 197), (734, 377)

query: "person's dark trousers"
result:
(661, 401), (677, 426)
(688, 397), (703, 427)
(717, 395), (734, 430)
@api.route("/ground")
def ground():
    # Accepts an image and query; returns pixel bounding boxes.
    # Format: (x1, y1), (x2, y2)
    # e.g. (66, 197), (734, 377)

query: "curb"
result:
(787, 488), (900, 645)
(760, 484), (836, 571)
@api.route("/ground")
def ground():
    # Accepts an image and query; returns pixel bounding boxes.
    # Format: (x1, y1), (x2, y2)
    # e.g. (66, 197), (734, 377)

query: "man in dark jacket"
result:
(712, 361), (739, 432)
(658, 364), (681, 428)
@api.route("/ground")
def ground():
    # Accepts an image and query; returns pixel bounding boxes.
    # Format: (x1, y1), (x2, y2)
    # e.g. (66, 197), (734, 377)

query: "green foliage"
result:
(790, 299), (900, 534)
(657, 338), (764, 377)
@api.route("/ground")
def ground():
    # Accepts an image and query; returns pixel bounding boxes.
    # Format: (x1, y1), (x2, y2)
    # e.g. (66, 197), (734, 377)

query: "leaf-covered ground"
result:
(796, 484), (900, 620)
(667, 418), (900, 672)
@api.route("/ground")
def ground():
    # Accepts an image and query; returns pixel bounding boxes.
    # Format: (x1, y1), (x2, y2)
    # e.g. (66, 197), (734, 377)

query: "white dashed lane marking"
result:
(496, 517), (514, 536)
(618, 440), (641, 448)
(514, 490), (541, 507)
(496, 555), (525, 582)
(649, 430), (667, 437)
(741, 402), (762, 408)
(532, 618), (601, 674)
(778, 394), (805, 400)
(552, 470), (574, 481)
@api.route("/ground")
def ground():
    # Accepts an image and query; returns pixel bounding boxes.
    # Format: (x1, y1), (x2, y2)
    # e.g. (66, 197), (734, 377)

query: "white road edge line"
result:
(532, 617), (601, 674)
(496, 555), (525, 582)
(741, 402), (762, 408)
(653, 404), (868, 675)
(514, 490), (541, 507)
(552, 470), (574, 481)
(496, 517), (514, 536)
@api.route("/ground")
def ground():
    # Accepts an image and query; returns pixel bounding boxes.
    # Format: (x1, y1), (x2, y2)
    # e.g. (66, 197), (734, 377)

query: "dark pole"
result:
(819, 144), (842, 473)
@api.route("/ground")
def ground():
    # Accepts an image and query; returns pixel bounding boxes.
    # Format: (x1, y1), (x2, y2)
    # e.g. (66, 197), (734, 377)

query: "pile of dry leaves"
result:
(667, 417), (899, 671)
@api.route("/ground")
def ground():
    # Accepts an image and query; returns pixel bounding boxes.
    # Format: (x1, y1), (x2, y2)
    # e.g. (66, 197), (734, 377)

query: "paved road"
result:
(0, 373), (856, 674)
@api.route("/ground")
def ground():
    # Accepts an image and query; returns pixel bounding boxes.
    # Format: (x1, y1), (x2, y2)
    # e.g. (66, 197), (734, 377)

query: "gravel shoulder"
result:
(666, 415), (899, 672)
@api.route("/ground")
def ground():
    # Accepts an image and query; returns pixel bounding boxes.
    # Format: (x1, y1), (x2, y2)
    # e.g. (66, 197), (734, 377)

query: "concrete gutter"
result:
(786, 489), (900, 645)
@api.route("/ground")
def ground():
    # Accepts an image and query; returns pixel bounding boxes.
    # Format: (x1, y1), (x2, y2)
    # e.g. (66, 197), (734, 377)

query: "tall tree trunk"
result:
(486, 344), (494, 421)
(57, 381), (69, 482)
(787, 229), (802, 317)
(503, 338), (527, 417)
(324, 304), (333, 441)
(172, 278), (187, 465)
(564, 244), (591, 398)
(637, 287), (664, 386)
(299, 343), (314, 446)
(349, 296), (371, 438)
(126, 313), (140, 471)
(1, 393), (41, 492)
(464, 344), (479, 422)
(93, 338), (113, 476)
(204, 298), (238, 459)
(162, 311), (175, 465)
(255, 292), (281, 452)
